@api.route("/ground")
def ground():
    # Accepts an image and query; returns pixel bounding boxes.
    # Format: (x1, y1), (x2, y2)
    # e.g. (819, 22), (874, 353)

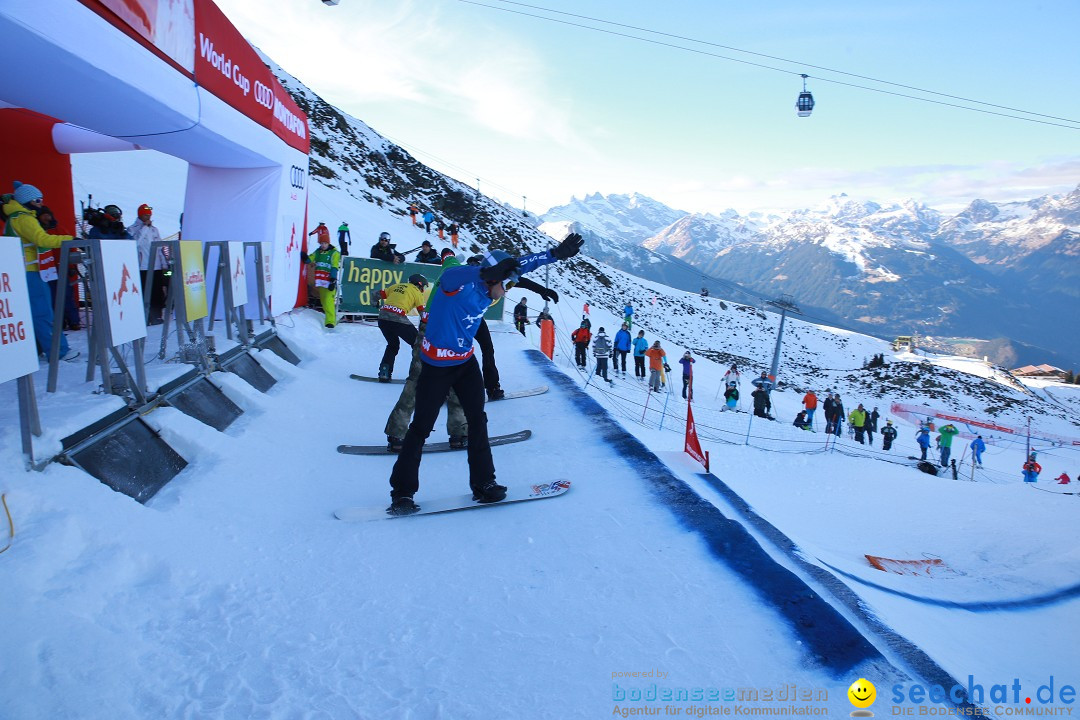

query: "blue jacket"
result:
(421, 251), (556, 367)
(422, 211), (435, 223)
(632, 336), (649, 357)
(679, 356), (695, 376)
(970, 437), (985, 453)
(623, 304), (632, 317)
(613, 329), (632, 352)
(916, 430), (931, 448)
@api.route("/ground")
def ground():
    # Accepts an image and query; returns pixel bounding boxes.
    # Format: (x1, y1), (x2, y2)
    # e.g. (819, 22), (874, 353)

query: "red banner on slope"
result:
(685, 402), (709, 471)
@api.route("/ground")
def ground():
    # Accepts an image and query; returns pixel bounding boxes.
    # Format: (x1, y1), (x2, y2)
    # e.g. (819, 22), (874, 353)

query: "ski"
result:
(350, 374), (405, 384)
(337, 429), (532, 456)
(487, 385), (548, 401)
(334, 480), (571, 521)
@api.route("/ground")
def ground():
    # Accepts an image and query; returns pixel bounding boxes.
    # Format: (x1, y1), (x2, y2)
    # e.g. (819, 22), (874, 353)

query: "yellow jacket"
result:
(3, 197), (74, 271)
(379, 282), (426, 320)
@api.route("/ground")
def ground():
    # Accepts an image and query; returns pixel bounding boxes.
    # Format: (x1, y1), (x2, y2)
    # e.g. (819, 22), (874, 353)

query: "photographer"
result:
(126, 204), (168, 324)
(370, 231), (404, 264)
(87, 204), (131, 240)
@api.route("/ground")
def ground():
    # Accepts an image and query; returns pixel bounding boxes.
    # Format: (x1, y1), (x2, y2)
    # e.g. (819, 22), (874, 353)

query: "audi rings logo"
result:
(290, 165), (306, 189)
(254, 81), (275, 109)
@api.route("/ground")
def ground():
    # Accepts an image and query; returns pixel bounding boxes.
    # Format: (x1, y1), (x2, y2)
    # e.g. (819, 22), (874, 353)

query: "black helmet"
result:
(408, 274), (428, 290)
(378, 231), (391, 241)
(103, 204), (122, 220)
(466, 254), (483, 266)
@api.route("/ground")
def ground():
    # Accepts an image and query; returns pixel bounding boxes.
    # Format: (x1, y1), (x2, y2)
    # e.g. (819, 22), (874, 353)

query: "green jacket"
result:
(848, 408), (867, 428)
(938, 425), (959, 448)
(307, 244), (340, 289)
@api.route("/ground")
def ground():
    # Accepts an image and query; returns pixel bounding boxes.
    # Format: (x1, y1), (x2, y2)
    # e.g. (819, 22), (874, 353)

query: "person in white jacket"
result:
(126, 203), (168, 324)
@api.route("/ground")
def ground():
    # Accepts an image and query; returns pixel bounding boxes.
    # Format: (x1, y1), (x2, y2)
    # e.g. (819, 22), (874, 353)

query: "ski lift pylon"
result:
(796, 74), (815, 117)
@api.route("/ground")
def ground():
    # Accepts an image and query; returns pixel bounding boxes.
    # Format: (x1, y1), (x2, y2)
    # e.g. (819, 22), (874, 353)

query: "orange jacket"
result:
(644, 347), (666, 371)
(802, 392), (818, 410)
(571, 327), (591, 344)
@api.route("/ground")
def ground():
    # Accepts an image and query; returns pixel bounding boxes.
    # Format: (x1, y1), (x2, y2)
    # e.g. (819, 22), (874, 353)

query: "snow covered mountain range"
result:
(540, 189), (1080, 369)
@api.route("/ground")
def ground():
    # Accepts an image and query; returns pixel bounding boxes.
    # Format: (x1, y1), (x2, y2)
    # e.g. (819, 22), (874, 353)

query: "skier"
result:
(376, 274), (429, 382)
(415, 240), (441, 264)
(644, 341), (667, 392)
(1022, 454), (1041, 483)
(622, 301), (633, 330)
(513, 297), (529, 336)
(970, 435), (986, 466)
(612, 323), (632, 376)
(937, 423), (959, 467)
(802, 390), (818, 426)
(592, 327), (612, 382)
(386, 233), (584, 515)
(881, 420), (898, 451)
(722, 364), (740, 388)
(751, 371), (774, 392)
(866, 406), (880, 446)
(448, 222), (459, 248)
(385, 253), (468, 453)
(436, 219), (446, 240)
(848, 403), (867, 444)
(723, 382), (739, 411)
(408, 202), (419, 226)
(300, 232), (340, 328)
(571, 321), (591, 369)
(337, 221), (351, 255)
(915, 426), (932, 461)
(1056, 472), (1071, 485)
(793, 410), (812, 431)
(632, 330), (649, 380)
(679, 351), (695, 401)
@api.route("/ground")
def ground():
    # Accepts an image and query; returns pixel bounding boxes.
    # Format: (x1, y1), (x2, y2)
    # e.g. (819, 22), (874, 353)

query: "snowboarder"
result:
(644, 341), (667, 392)
(915, 426), (932, 461)
(337, 221), (351, 255)
(301, 233), (340, 328)
(802, 390), (818, 426)
(632, 330), (649, 379)
(571, 321), (591, 368)
(937, 423), (959, 467)
(386, 233), (583, 515)
(376, 274), (429, 381)
(881, 420), (898, 451)
(513, 297), (529, 336)
(679, 351), (695, 401)
(612, 323), (631, 376)
(970, 435), (985, 466)
(1022, 454), (1041, 483)
(592, 327), (612, 382)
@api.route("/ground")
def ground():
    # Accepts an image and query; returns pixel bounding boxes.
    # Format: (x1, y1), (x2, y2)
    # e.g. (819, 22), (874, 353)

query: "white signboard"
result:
(98, 239), (148, 346)
(0, 239), (40, 381)
(228, 241), (248, 307)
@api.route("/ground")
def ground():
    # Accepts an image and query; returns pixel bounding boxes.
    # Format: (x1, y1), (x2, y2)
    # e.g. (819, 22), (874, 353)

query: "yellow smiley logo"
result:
(848, 678), (877, 708)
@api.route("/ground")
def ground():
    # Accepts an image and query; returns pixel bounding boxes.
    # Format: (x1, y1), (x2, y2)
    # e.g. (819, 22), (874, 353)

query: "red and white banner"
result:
(228, 241), (248, 307)
(684, 402), (709, 471)
(890, 401), (1080, 447)
(0, 239), (40, 381)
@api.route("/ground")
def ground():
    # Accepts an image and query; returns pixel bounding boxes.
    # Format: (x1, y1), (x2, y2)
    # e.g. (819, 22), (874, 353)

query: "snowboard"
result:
(488, 385), (548, 401)
(350, 374), (405, 384)
(337, 429), (532, 456)
(334, 480), (571, 521)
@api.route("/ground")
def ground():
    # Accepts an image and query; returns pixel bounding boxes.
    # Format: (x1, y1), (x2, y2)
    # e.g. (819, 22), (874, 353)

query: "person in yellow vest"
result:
(300, 233), (340, 328)
(376, 274), (429, 382)
(848, 403), (868, 444)
(2, 181), (75, 357)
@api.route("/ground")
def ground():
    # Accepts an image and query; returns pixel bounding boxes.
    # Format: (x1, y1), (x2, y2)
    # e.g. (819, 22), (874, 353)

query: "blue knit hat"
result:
(13, 181), (43, 205)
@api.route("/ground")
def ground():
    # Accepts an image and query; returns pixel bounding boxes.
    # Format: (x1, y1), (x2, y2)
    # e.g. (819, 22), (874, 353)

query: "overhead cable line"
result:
(458, 0), (1080, 131)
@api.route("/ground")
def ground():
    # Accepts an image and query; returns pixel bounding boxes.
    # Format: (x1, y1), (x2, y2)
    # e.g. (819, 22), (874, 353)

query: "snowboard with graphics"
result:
(334, 480), (571, 521)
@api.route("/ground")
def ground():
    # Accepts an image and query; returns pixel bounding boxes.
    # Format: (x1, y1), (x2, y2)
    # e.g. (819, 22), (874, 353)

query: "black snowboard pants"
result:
(473, 318), (501, 393)
(379, 318), (418, 376)
(389, 357), (494, 501)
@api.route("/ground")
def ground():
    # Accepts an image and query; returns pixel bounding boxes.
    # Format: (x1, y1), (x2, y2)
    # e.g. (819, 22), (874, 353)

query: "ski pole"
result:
(659, 383), (671, 430)
(583, 367), (595, 391)
(744, 412), (753, 446)
(641, 386), (652, 422)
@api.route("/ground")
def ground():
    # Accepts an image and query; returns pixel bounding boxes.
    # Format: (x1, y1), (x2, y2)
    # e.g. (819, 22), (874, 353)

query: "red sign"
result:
(684, 402), (708, 470)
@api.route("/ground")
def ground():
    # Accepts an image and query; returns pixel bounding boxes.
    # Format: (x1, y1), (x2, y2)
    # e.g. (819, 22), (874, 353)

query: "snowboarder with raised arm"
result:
(386, 233), (584, 515)
(937, 423), (959, 467)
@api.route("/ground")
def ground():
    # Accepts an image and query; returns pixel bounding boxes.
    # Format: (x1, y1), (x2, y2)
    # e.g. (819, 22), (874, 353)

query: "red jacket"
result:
(802, 392), (818, 410)
(571, 327), (591, 344)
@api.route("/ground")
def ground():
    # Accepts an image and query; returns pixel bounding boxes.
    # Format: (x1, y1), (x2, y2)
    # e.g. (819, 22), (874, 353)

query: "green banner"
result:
(338, 257), (502, 319)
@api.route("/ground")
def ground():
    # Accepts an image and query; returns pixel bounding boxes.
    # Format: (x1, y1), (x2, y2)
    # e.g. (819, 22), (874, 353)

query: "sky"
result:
(220, 1), (1077, 214)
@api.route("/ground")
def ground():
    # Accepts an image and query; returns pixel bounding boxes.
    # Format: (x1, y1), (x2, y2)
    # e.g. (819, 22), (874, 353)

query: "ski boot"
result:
(472, 481), (507, 504)
(448, 436), (467, 449)
(378, 364), (391, 383)
(387, 435), (404, 453)
(487, 387), (505, 401)
(387, 496), (420, 516)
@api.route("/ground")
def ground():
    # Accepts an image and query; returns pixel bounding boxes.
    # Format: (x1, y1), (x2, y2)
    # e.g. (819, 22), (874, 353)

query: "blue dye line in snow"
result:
(528, 350), (982, 713)
(528, 351), (878, 677)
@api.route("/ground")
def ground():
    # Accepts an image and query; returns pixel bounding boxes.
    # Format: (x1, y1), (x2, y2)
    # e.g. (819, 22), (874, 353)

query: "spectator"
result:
(793, 410), (812, 430)
(631, 329), (648, 380)
(866, 406), (880, 446)
(723, 382), (739, 411)
(408, 202), (419, 226)
(415, 240), (441, 264)
(2, 182), (75, 358)
(831, 394), (845, 438)
(300, 231), (340, 328)
(822, 392), (837, 434)
(1022, 454), (1041, 483)
(592, 327), (612, 381)
(448, 222), (460, 248)
(422, 209), (435, 233)
(308, 222), (331, 246)
(612, 323), (631, 376)
(34, 206), (81, 331)
(881, 420), (898, 451)
(88, 204), (130, 240)
(723, 364), (740, 387)
(679, 351), (695, 401)
(127, 203), (168, 324)
(513, 297), (529, 336)
(751, 387), (772, 419)
(436, 219), (446, 240)
(915, 426), (932, 461)
(848, 403), (868, 444)
(802, 390), (818, 426)
(371, 231), (404, 264)
(622, 301), (633, 331)
(571, 321), (591, 369)
(337, 222), (351, 255)
(970, 435), (985, 466)
(937, 423), (959, 467)
(644, 341), (667, 393)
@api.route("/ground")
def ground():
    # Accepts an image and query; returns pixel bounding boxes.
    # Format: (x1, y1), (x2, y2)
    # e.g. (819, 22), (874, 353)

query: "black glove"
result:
(541, 287), (559, 304)
(551, 233), (583, 260)
(479, 257), (520, 284)
(328, 279), (337, 291)
(663, 363), (672, 372)
(300, 251), (310, 264)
